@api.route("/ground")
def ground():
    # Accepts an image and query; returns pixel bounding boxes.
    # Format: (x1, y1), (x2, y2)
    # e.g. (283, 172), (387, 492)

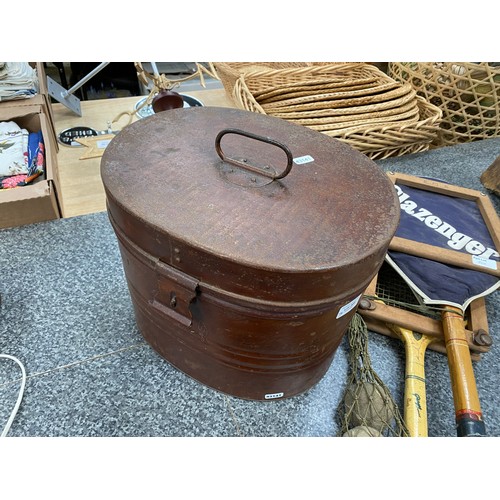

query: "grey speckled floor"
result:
(1, 137), (500, 439)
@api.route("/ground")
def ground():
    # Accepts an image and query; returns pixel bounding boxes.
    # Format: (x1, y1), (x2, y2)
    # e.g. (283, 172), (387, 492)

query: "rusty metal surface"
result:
(101, 106), (400, 400)
(102, 107), (399, 274)
(113, 222), (349, 400)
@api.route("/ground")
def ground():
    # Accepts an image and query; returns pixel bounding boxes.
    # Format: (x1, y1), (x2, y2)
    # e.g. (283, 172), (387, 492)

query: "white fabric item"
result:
(0, 62), (39, 101)
(0, 121), (29, 175)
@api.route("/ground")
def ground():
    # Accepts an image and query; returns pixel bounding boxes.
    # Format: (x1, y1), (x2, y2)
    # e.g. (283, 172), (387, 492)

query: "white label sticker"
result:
(472, 255), (498, 270)
(293, 155), (314, 165)
(96, 139), (112, 149)
(265, 392), (284, 399)
(336, 294), (362, 319)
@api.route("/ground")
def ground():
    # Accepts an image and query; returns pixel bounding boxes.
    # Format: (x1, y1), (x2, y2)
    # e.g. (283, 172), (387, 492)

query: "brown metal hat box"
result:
(101, 106), (399, 400)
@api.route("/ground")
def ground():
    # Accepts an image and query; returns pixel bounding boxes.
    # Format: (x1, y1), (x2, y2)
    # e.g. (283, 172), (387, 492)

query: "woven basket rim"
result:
(245, 64), (390, 93)
(236, 62), (365, 80)
(282, 99), (420, 126)
(262, 83), (415, 113)
(212, 62), (359, 93)
(325, 97), (442, 136)
(301, 106), (421, 131)
(216, 62), (381, 95)
(268, 89), (418, 119)
(255, 77), (383, 101)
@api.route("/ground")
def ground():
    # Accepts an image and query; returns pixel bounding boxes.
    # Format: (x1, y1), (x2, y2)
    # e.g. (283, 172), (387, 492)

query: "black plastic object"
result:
(457, 417), (487, 437)
(58, 126), (98, 146)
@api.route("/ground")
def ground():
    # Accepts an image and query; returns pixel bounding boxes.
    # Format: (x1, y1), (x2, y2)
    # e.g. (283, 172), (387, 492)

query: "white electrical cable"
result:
(0, 354), (27, 437)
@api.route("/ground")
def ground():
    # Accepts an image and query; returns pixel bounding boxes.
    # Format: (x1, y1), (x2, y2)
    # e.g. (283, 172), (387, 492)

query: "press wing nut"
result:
(472, 329), (493, 347)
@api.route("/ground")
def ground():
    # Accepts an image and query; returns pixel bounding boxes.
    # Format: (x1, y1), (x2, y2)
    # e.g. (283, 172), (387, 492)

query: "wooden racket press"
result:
(358, 172), (499, 437)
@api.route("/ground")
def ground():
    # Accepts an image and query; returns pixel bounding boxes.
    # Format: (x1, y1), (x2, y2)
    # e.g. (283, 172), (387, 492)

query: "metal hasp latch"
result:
(150, 260), (199, 327)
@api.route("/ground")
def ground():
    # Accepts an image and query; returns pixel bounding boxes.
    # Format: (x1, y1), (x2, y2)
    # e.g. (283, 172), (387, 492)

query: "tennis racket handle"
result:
(442, 307), (486, 436)
(401, 330), (432, 437)
(456, 413), (486, 437)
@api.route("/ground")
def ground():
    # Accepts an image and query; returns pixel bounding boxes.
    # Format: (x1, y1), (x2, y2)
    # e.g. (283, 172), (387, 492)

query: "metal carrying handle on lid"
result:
(215, 128), (293, 181)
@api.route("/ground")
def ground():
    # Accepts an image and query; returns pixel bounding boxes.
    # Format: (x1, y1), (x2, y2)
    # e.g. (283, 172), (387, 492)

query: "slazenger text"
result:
(395, 184), (499, 259)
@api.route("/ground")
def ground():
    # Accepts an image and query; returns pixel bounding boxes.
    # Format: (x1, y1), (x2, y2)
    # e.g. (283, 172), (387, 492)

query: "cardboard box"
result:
(0, 103), (62, 229)
(0, 63), (58, 153)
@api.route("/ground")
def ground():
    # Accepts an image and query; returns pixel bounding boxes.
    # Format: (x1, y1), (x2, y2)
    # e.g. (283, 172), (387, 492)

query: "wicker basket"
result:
(388, 62), (500, 146)
(214, 62), (352, 97)
(322, 97), (442, 159)
(231, 63), (443, 160)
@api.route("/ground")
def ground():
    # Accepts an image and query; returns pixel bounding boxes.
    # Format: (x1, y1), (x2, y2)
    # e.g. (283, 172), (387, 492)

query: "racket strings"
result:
(370, 262), (464, 319)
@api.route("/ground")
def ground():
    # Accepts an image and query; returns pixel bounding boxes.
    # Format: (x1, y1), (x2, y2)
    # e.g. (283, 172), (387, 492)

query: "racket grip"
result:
(442, 307), (486, 437)
(457, 416), (486, 437)
(399, 328), (432, 437)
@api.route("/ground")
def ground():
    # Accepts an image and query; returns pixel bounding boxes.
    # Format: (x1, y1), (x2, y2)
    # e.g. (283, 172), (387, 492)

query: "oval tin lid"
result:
(101, 107), (399, 272)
